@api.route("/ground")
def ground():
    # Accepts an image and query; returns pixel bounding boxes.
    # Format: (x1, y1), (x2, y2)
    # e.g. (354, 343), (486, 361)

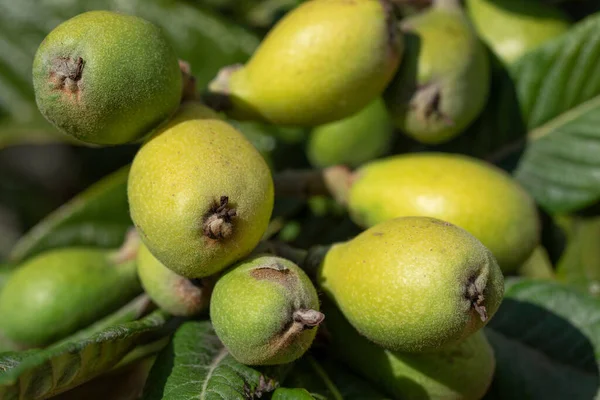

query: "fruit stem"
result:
(293, 309), (325, 329)
(110, 228), (141, 264)
(179, 59), (198, 103)
(273, 166), (355, 205)
(467, 281), (488, 322)
(203, 196), (237, 240)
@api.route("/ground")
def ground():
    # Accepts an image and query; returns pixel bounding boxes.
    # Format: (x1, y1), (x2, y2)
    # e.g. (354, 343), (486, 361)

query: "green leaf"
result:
(283, 356), (389, 400)
(9, 165), (131, 263)
(272, 388), (315, 400)
(556, 216), (600, 296)
(0, 310), (172, 399)
(512, 12), (600, 212)
(0, 0), (259, 145)
(142, 320), (289, 400)
(485, 278), (600, 398)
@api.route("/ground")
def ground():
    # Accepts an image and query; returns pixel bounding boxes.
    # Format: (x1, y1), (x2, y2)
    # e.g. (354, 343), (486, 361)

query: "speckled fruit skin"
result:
(384, 2), (489, 144)
(32, 10), (182, 145)
(307, 98), (394, 168)
(209, 0), (403, 126)
(466, 0), (570, 66)
(0, 248), (141, 348)
(318, 217), (504, 353)
(137, 243), (211, 317)
(128, 103), (274, 279)
(324, 300), (495, 400)
(210, 255), (321, 365)
(348, 153), (540, 272)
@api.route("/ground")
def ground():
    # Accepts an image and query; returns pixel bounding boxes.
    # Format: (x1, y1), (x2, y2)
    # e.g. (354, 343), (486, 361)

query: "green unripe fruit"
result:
(466, 0), (570, 66)
(0, 247), (141, 348)
(208, 0), (403, 126)
(32, 11), (182, 145)
(128, 103), (274, 279)
(385, 0), (489, 144)
(210, 255), (323, 365)
(137, 243), (212, 316)
(318, 216), (504, 353)
(307, 98), (394, 168)
(348, 153), (540, 272)
(324, 301), (495, 400)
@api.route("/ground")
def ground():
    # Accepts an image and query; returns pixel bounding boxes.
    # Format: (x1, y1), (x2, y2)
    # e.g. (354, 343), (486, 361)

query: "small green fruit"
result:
(318, 216), (504, 353)
(307, 98), (394, 168)
(385, 1), (489, 144)
(348, 153), (540, 272)
(128, 103), (274, 278)
(466, 0), (570, 66)
(32, 11), (182, 145)
(208, 0), (403, 126)
(0, 247), (141, 348)
(324, 300), (495, 400)
(137, 243), (212, 316)
(210, 255), (323, 365)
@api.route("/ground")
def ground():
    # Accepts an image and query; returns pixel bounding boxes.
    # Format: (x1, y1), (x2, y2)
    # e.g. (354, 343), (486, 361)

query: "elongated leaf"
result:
(485, 278), (600, 398)
(0, 264), (11, 292)
(9, 165), (131, 262)
(143, 320), (289, 400)
(556, 216), (600, 296)
(272, 388), (315, 399)
(0, 310), (172, 399)
(283, 356), (389, 400)
(512, 12), (600, 212)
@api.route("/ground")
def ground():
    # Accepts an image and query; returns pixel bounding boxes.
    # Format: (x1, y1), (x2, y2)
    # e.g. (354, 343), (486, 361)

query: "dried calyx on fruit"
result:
(128, 103), (274, 279)
(385, 0), (490, 144)
(32, 11), (182, 145)
(210, 255), (323, 366)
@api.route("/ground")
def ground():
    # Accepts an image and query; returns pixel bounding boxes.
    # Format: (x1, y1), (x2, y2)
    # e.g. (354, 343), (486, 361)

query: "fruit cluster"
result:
(0, 0), (566, 398)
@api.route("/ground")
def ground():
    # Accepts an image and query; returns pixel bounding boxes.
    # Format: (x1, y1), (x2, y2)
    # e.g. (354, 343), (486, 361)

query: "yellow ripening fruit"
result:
(128, 103), (274, 278)
(32, 11), (182, 145)
(348, 153), (540, 272)
(208, 0), (403, 126)
(324, 300), (496, 400)
(318, 216), (504, 353)
(385, 1), (489, 144)
(466, 0), (570, 66)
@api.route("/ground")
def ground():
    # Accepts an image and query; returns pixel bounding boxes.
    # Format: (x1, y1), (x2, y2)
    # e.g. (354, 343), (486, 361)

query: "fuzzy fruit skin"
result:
(385, 3), (489, 144)
(137, 243), (211, 316)
(210, 0), (402, 126)
(210, 255), (321, 365)
(466, 0), (570, 66)
(348, 153), (540, 272)
(0, 248), (141, 348)
(307, 98), (394, 168)
(32, 11), (182, 145)
(128, 103), (274, 279)
(324, 300), (495, 400)
(318, 216), (504, 353)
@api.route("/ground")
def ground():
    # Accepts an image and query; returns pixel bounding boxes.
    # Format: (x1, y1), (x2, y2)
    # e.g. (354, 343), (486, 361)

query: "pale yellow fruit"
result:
(348, 153), (540, 272)
(209, 0), (403, 126)
(128, 103), (274, 278)
(318, 216), (504, 353)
